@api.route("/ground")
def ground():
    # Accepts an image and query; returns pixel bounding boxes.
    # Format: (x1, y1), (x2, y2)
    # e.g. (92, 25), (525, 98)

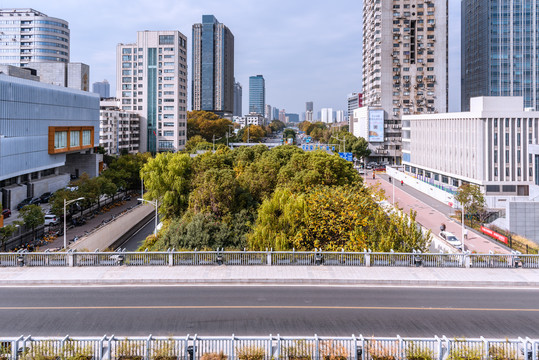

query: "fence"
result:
(0, 335), (537, 360)
(1, 249), (538, 269)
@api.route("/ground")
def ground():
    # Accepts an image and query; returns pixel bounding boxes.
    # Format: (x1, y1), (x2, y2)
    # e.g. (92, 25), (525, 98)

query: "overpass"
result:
(229, 142), (282, 149)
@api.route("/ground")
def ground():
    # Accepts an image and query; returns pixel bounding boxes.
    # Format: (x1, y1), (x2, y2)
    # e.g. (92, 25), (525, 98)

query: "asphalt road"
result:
(118, 215), (156, 251)
(0, 286), (537, 337)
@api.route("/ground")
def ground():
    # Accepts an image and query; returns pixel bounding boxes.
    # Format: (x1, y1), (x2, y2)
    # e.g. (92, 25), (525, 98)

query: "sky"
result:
(1, 0), (462, 115)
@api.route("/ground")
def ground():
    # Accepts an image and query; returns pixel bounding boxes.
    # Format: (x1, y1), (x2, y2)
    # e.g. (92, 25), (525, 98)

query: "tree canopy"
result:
(187, 110), (233, 142)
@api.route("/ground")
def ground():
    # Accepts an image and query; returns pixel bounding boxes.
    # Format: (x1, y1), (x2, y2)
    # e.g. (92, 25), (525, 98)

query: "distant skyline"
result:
(1, 0), (461, 114)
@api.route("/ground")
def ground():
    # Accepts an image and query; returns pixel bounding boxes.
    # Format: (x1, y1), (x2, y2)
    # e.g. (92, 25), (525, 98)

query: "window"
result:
(163, 131), (174, 137)
(159, 35), (174, 45)
(70, 130), (80, 147)
(82, 130), (91, 146)
(54, 131), (67, 149)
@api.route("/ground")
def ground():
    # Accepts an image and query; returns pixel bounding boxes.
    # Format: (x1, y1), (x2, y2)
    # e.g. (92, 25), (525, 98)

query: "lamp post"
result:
(331, 136), (345, 153)
(461, 207), (465, 252)
(64, 197), (84, 250)
(138, 198), (158, 236)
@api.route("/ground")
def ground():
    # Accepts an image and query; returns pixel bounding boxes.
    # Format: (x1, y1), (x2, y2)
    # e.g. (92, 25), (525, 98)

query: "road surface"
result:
(0, 286), (537, 337)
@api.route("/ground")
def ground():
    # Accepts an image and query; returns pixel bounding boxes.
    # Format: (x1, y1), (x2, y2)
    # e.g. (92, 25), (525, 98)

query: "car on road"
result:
(439, 231), (462, 249)
(16, 197), (33, 210)
(44, 214), (59, 226)
(2, 209), (11, 218)
(39, 192), (52, 203)
(29, 197), (41, 205)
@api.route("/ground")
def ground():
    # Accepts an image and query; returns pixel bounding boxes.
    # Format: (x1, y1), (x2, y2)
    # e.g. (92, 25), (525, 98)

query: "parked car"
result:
(2, 209), (11, 218)
(44, 214), (59, 226)
(439, 231), (462, 249)
(16, 197), (33, 210)
(29, 197), (41, 205)
(39, 192), (52, 203)
(122, 195), (132, 201)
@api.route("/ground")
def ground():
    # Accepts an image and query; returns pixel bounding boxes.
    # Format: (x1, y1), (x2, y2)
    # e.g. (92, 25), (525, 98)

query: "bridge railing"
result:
(1, 249), (537, 269)
(0, 335), (537, 360)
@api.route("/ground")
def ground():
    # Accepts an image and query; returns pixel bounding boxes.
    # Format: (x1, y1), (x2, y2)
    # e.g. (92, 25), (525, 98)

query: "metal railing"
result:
(1, 249), (538, 269)
(0, 335), (537, 360)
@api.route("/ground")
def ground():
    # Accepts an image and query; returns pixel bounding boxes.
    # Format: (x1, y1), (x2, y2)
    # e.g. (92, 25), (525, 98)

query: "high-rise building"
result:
(305, 101), (314, 122)
(93, 80), (110, 98)
(273, 108), (280, 121)
(321, 108), (333, 123)
(0, 8), (70, 67)
(336, 110), (345, 123)
(279, 109), (286, 123)
(233, 80), (242, 117)
(285, 113), (299, 123)
(461, 0), (539, 111)
(265, 104), (272, 122)
(192, 15), (234, 117)
(117, 30), (188, 153)
(362, 0), (448, 163)
(249, 75), (265, 115)
(99, 98), (140, 155)
(29, 62), (89, 91)
(347, 93), (363, 122)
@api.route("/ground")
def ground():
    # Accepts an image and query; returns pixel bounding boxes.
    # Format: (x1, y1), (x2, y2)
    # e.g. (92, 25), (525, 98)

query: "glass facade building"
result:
(192, 15), (235, 116)
(249, 75), (265, 115)
(462, 0), (539, 111)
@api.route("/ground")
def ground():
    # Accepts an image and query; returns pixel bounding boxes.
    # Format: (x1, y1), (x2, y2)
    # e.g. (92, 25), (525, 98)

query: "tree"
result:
(18, 204), (44, 242)
(141, 152), (192, 219)
(455, 184), (486, 227)
(187, 110), (233, 142)
(269, 120), (286, 132)
(240, 125), (266, 142)
(102, 153), (151, 191)
(283, 129), (296, 141)
(185, 135), (212, 153)
(0, 223), (21, 251)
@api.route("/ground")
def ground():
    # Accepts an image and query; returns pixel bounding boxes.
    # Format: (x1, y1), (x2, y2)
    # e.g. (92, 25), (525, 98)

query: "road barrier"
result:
(1, 249), (538, 269)
(0, 335), (537, 360)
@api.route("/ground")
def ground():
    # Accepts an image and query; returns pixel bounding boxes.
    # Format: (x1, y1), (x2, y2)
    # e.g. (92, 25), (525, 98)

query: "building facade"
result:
(306, 101), (314, 122)
(402, 97), (539, 207)
(279, 109), (286, 123)
(347, 92), (363, 122)
(249, 75), (265, 115)
(28, 62), (89, 91)
(362, 0), (448, 162)
(461, 0), (539, 111)
(0, 8), (69, 67)
(233, 80), (242, 117)
(265, 104), (272, 123)
(116, 30), (188, 153)
(99, 98), (140, 155)
(192, 15), (234, 117)
(285, 113), (299, 123)
(321, 108), (333, 123)
(273, 108), (280, 121)
(0, 73), (100, 209)
(93, 80), (110, 98)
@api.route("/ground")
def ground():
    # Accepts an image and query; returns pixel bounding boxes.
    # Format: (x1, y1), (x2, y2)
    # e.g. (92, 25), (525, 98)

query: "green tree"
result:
(455, 184), (486, 227)
(269, 120), (286, 132)
(102, 153), (151, 191)
(0, 223), (21, 251)
(185, 135), (212, 153)
(277, 151), (361, 192)
(18, 204), (44, 242)
(141, 152), (192, 219)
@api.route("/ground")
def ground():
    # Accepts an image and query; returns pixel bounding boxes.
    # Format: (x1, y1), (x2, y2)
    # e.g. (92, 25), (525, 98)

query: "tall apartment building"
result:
(93, 80), (110, 98)
(462, 0), (539, 111)
(321, 108), (333, 123)
(265, 104), (272, 122)
(249, 75), (265, 115)
(279, 109), (286, 123)
(0, 8), (69, 67)
(116, 30), (188, 153)
(99, 98), (140, 155)
(336, 110), (345, 123)
(347, 92), (363, 122)
(273, 108), (280, 121)
(305, 101), (314, 122)
(361, 0), (448, 162)
(233, 80), (242, 117)
(192, 15), (234, 117)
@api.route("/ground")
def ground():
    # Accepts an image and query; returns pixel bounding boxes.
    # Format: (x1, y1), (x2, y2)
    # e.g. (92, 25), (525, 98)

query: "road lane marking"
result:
(0, 305), (537, 312)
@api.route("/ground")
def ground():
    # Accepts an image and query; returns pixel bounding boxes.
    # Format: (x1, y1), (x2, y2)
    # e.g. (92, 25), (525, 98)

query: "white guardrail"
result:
(1, 249), (538, 268)
(0, 335), (537, 360)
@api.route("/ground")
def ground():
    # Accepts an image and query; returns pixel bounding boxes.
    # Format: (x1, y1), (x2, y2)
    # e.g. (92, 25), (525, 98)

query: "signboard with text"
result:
(480, 226), (508, 244)
(368, 110), (384, 142)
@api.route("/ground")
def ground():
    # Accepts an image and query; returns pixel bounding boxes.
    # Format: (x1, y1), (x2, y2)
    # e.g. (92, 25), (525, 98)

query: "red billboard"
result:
(480, 226), (508, 244)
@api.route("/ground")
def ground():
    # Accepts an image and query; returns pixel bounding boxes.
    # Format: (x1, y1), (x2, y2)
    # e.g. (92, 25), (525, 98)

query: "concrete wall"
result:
(508, 202), (539, 245)
(31, 174), (70, 198)
(386, 166), (456, 207)
(62, 153), (102, 178)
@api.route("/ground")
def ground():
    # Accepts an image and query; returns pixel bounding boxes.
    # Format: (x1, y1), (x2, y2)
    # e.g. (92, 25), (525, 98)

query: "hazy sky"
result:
(2, 0), (462, 114)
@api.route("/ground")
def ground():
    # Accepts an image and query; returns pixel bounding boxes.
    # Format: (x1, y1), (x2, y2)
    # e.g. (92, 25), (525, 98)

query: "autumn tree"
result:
(239, 125), (266, 143)
(187, 110), (233, 142)
(269, 120), (286, 132)
(185, 135), (212, 153)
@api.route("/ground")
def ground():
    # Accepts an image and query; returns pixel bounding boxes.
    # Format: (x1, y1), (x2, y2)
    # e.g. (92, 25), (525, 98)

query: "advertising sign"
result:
(480, 226), (508, 244)
(368, 110), (384, 142)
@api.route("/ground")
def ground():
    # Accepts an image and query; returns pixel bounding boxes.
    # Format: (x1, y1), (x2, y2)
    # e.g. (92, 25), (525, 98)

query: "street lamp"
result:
(331, 136), (346, 153)
(138, 198), (158, 236)
(64, 197), (84, 250)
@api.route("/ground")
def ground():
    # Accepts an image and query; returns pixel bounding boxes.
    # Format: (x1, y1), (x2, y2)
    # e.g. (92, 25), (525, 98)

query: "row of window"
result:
(54, 130), (91, 150)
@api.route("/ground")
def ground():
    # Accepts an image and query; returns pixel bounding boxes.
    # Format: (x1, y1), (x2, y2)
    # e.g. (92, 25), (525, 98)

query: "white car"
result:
(439, 231), (462, 249)
(44, 214), (59, 226)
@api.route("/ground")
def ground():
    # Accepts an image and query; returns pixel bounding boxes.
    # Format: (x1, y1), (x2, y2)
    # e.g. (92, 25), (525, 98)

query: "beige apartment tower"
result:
(116, 30), (188, 153)
(360, 0), (448, 163)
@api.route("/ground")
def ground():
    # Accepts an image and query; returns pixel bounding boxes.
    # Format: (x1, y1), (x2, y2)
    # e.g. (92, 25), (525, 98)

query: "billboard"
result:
(368, 110), (384, 142)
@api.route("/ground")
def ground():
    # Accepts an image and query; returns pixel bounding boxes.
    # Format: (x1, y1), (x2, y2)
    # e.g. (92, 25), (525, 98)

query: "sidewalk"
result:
(365, 173), (510, 254)
(0, 266), (537, 288)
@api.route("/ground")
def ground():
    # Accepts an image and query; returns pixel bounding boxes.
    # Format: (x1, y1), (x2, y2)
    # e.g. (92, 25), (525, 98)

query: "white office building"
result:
(402, 97), (539, 207)
(117, 30), (188, 153)
(321, 108), (333, 124)
(0, 8), (69, 67)
(99, 99), (140, 155)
